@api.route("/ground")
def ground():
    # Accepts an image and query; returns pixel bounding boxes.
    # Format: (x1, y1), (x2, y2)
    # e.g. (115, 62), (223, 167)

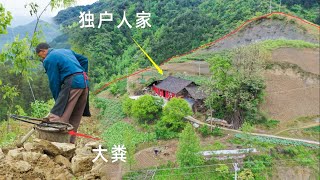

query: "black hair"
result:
(35, 43), (50, 53)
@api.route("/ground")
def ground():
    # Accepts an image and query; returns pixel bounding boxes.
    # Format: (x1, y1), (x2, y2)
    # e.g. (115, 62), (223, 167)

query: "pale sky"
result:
(0, 0), (98, 27)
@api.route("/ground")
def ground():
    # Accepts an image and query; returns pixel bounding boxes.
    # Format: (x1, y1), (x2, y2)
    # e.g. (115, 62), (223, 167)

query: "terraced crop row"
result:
(235, 133), (319, 149)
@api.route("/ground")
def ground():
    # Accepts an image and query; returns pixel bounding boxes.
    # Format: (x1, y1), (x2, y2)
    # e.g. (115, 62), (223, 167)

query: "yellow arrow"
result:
(132, 38), (163, 75)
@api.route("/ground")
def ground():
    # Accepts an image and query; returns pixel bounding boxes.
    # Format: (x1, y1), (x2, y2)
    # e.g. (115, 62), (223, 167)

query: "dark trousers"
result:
(49, 88), (89, 143)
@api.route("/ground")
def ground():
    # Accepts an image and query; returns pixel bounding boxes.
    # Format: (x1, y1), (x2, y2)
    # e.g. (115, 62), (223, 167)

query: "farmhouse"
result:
(150, 76), (207, 112)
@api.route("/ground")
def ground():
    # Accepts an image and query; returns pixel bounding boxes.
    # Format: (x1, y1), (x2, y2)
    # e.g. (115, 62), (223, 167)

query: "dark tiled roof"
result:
(185, 86), (207, 100)
(155, 76), (193, 94)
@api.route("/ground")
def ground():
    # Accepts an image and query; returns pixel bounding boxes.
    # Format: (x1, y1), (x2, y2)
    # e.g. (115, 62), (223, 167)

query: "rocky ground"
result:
(0, 139), (115, 180)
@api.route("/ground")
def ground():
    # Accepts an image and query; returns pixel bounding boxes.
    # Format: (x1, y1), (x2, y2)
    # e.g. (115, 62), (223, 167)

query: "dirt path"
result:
(185, 116), (320, 145)
(274, 123), (319, 135)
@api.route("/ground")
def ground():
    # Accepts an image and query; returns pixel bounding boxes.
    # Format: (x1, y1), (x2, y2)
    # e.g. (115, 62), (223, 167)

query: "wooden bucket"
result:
(35, 122), (73, 143)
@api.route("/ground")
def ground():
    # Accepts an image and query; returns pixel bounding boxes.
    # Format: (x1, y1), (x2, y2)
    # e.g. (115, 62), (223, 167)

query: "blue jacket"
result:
(43, 48), (89, 100)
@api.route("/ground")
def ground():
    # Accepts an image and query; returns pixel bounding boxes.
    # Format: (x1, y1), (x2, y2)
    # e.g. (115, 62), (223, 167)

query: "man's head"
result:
(36, 43), (50, 60)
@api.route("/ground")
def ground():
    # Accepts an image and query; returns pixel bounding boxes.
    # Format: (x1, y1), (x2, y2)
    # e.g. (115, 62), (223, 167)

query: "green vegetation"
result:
(201, 141), (227, 151)
(263, 119), (280, 129)
(198, 124), (211, 137)
(304, 125), (320, 133)
(94, 97), (125, 126)
(198, 125), (224, 137)
(235, 133), (319, 149)
(131, 95), (163, 124)
(212, 127), (224, 137)
(243, 154), (273, 179)
(102, 121), (156, 151)
(0, 120), (19, 147)
(1, 1), (319, 178)
(124, 129), (136, 169)
(108, 79), (127, 96)
(258, 39), (319, 51)
(0, 3), (12, 34)
(155, 98), (192, 139)
(121, 95), (134, 116)
(174, 73), (209, 85)
(206, 45), (267, 128)
(53, 0), (319, 90)
(177, 124), (204, 167)
(0, 0), (75, 121)
(280, 0), (320, 24)
(31, 99), (54, 118)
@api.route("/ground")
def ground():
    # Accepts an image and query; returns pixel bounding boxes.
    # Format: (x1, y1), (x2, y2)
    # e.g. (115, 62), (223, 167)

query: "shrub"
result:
(122, 95), (134, 116)
(199, 125), (211, 137)
(263, 119), (280, 129)
(238, 169), (254, 180)
(131, 95), (163, 123)
(31, 99), (55, 118)
(212, 127), (223, 137)
(240, 122), (254, 133)
(109, 79), (127, 95)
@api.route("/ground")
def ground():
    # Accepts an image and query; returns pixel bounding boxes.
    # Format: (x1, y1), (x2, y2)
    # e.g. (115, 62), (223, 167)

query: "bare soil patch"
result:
(261, 47), (320, 123)
(271, 48), (319, 75)
(162, 61), (210, 75)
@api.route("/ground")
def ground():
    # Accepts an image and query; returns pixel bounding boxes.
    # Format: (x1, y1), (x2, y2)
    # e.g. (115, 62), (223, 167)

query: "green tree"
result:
(131, 95), (163, 123)
(0, 3), (12, 34)
(205, 45), (266, 128)
(176, 123), (204, 167)
(162, 98), (193, 123)
(155, 98), (192, 139)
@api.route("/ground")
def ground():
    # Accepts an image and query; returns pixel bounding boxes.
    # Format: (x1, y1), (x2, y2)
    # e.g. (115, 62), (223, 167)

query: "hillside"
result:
(205, 17), (319, 52)
(1, 1), (319, 179)
(261, 47), (319, 122)
(0, 20), (61, 50)
(52, 0), (319, 86)
(126, 15), (319, 130)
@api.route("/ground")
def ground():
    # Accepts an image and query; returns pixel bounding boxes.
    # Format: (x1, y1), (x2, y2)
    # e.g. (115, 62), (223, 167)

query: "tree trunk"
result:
(226, 110), (244, 129)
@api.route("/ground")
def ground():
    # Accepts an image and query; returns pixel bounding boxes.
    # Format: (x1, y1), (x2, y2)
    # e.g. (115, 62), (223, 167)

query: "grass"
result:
(94, 97), (126, 126)
(174, 73), (209, 85)
(201, 141), (227, 151)
(102, 121), (156, 151)
(0, 119), (24, 148)
(123, 162), (233, 180)
(170, 39), (319, 65)
(258, 39), (319, 51)
(304, 125), (320, 133)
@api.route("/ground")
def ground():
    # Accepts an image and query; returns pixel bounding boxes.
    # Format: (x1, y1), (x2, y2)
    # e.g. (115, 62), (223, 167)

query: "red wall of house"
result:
(152, 85), (175, 99)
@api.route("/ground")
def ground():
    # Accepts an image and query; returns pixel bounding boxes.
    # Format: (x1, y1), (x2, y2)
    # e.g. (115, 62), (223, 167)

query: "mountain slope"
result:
(0, 20), (61, 49)
(53, 0), (319, 86)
